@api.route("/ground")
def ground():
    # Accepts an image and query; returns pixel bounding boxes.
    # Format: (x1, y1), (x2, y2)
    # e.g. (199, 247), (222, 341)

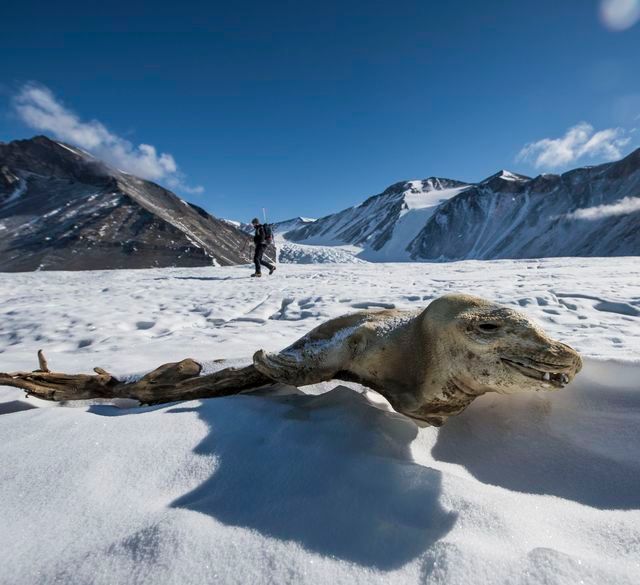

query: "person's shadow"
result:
(168, 386), (456, 570)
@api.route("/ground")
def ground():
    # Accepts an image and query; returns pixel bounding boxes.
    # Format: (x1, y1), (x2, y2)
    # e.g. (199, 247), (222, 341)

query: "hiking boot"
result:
(251, 272), (262, 278)
(269, 266), (276, 275)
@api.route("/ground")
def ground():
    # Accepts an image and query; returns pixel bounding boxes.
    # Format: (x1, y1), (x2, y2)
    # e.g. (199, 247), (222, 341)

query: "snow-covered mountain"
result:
(410, 152), (640, 260)
(274, 216), (316, 235)
(231, 216), (316, 237)
(9, 134), (637, 271)
(286, 178), (469, 261)
(286, 153), (640, 260)
(0, 136), (252, 271)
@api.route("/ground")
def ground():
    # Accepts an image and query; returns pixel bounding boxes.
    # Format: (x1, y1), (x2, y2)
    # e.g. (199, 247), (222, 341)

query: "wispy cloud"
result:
(13, 83), (203, 194)
(517, 122), (632, 169)
(170, 181), (205, 195)
(566, 196), (640, 220)
(600, 0), (640, 31)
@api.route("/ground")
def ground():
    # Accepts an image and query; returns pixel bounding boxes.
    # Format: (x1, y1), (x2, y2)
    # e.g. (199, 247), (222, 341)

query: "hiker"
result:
(250, 217), (276, 277)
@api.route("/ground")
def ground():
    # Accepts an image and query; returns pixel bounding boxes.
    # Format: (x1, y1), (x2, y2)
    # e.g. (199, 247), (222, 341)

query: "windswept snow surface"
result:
(273, 217), (362, 264)
(277, 241), (364, 264)
(1, 258), (639, 585)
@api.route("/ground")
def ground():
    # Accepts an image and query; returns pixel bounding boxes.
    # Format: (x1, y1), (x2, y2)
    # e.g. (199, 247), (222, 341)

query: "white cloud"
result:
(566, 196), (640, 220)
(600, 0), (640, 31)
(172, 182), (205, 195)
(517, 122), (632, 169)
(13, 83), (203, 194)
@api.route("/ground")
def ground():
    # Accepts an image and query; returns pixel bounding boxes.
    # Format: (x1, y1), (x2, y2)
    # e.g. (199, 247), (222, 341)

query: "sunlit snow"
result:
(1, 258), (639, 585)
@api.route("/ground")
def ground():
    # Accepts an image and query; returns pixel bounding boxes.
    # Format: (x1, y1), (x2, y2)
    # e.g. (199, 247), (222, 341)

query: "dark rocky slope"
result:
(0, 136), (252, 272)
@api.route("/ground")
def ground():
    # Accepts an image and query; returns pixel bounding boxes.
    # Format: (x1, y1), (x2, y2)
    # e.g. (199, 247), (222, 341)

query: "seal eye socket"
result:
(478, 323), (500, 332)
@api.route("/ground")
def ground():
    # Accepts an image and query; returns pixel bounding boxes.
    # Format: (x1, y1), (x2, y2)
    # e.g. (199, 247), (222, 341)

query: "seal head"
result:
(405, 294), (583, 425)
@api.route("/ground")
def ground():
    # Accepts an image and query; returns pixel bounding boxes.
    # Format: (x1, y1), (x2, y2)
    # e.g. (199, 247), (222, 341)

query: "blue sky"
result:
(1, 0), (639, 221)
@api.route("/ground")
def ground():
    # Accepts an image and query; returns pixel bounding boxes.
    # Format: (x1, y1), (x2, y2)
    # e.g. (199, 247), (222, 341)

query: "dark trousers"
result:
(254, 244), (275, 274)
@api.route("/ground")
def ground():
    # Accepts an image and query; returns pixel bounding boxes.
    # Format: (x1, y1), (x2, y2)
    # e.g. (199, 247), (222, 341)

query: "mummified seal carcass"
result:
(0, 294), (582, 426)
(253, 293), (583, 425)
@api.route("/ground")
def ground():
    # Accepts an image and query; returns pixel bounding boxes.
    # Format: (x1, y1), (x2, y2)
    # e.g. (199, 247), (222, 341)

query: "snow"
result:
(2, 178), (27, 207)
(283, 181), (471, 262)
(274, 218), (360, 264)
(365, 185), (470, 262)
(496, 170), (527, 182)
(1, 258), (639, 585)
(55, 141), (83, 156)
(55, 141), (95, 159)
(402, 185), (466, 212)
(274, 217), (317, 237)
(278, 241), (364, 264)
(480, 170), (529, 184)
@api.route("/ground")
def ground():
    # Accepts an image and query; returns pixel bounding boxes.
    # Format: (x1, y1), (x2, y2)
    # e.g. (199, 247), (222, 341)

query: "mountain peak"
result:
(29, 135), (99, 163)
(31, 134), (57, 145)
(481, 169), (530, 184)
(416, 177), (469, 192)
(0, 134), (113, 185)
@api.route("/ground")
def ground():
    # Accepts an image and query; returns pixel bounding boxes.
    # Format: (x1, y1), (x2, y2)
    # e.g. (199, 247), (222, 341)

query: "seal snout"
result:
(543, 339), (583, 379)
(501, 338), (582, 389)
(556, 341), (583, 375)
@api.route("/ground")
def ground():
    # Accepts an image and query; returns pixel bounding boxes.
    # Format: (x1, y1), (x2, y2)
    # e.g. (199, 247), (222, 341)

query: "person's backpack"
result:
(263, 223), (274, 244)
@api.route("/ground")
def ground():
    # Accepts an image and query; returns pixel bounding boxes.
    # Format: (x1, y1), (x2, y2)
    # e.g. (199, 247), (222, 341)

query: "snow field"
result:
(0, 258), (639, 585)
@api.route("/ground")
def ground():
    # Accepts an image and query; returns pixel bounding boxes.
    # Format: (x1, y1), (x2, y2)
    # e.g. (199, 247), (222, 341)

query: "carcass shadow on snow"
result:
(0, 400), (38, 415)
(168, 386), (456, 570)
(432, 359), (640, 510)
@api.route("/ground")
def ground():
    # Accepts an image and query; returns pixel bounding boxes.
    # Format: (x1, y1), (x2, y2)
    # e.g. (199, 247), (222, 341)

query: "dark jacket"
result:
(253, 224), (267, 245)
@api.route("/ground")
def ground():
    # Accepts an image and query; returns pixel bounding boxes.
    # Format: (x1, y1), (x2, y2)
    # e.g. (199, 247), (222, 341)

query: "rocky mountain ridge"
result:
(0, 136), (252, 271)
(285, 151), (640, 260)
